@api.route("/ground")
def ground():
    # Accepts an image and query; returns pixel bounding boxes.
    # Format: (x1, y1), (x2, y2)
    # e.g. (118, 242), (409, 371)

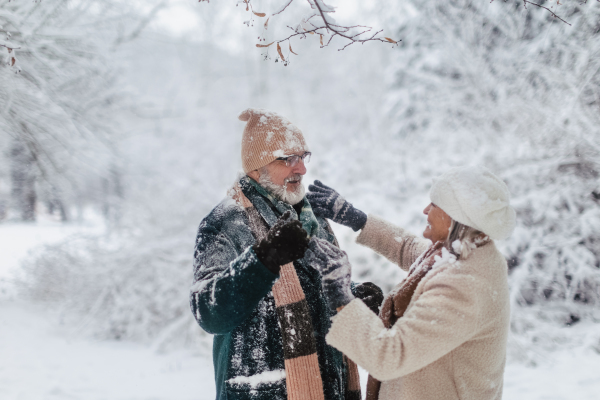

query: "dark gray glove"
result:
(305, 237), (354, 311)
(253, 211), (310, 274)
(306, 180), (367, 232)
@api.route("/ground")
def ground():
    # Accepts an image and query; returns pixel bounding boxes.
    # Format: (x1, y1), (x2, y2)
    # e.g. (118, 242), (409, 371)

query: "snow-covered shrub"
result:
(20, 229), (212, 352)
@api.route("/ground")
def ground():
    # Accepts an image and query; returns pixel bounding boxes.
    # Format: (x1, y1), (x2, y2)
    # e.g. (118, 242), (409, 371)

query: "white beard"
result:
(258, 171), (306, 205)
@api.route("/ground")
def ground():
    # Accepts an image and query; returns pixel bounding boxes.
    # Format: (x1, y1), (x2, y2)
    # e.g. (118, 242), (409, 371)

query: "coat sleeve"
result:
(189, 219), (278, 335)
(325, 267), (484, 381)
(356, 214), (430, 271)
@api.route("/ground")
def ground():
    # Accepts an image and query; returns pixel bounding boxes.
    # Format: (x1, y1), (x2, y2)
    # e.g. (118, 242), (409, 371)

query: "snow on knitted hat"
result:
(239, 108), (309, 173)
(429, 166), (516, 240)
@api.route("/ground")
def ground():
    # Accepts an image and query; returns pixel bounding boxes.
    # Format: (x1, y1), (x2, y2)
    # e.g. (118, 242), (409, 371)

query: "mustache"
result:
(284, 174), (303, 184)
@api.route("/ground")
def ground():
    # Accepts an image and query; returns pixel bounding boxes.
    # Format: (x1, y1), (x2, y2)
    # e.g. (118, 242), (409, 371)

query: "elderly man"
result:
(190, 109), (381, 400)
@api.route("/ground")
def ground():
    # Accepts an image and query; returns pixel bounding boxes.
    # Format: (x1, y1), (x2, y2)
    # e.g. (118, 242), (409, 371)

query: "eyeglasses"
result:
(276, 152), (311, 167)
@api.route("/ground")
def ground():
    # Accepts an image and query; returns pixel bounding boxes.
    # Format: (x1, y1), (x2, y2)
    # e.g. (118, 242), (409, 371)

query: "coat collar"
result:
(239, 176), (320, 237)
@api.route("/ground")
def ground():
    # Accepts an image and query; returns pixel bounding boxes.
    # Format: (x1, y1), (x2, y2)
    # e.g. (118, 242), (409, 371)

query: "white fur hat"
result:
(429, 166), (516, 240)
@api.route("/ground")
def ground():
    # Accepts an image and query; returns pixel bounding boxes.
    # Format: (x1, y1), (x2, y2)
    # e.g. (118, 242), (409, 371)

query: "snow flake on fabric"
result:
(190, 279), (210, 294)
(227, 369), (286, 389)
(431, 247), (457, 270)
(375, 328), (398, 339)
(452, 239), (462, 254)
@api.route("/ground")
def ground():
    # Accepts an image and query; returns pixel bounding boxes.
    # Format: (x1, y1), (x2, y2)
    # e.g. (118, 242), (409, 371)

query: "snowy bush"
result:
(19, 214), (215, 353)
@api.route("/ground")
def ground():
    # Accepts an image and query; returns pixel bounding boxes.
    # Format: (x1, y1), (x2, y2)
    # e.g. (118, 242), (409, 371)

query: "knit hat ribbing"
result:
(239, 108), (309, 173)
(429, 166), (516, 240)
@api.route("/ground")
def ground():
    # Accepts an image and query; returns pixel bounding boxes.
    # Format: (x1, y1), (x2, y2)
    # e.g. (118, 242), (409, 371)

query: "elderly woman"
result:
(305, 166), (516, 400)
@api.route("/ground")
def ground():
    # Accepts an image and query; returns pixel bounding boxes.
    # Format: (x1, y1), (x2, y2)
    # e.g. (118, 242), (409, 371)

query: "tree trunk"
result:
(10, 138), (37, 221)
(102, 163), (124, 228)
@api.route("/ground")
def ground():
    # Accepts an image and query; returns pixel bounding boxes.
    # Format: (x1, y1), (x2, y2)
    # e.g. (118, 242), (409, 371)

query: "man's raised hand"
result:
(253, 211), (310, 274)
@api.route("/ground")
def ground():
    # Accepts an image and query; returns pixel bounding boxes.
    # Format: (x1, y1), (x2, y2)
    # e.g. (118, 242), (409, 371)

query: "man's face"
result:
(248, 153), (308, 205)
(264, 155), (307, 189)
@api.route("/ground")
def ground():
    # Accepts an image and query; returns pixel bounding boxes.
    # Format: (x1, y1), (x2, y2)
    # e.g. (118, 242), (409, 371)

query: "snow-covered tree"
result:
(0, 0), (164, 222)
(382, 0), (600, 353)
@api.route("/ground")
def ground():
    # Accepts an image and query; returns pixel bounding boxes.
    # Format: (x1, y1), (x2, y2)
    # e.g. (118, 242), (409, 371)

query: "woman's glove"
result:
(253, 211), (310, 274)
(305, 237), (354, 311)
(306, 180), (367, 232)
(353, 282), (384, 315)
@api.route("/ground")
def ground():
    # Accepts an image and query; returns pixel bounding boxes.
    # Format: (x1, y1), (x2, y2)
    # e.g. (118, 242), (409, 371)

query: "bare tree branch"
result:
(273, 0), (295, 16)
(297, 0), (396, 50)
(201, 0), (398, 62)
(522, 0), (572, 25)
(491, 0), (573, 26)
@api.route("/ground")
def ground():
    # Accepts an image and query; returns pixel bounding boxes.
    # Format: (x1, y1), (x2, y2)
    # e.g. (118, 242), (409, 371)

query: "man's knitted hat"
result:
(239, 108), (309, 173)
(429, 166), (516, 240)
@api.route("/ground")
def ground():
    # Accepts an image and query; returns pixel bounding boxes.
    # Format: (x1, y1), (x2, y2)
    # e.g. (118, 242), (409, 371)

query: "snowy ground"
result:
(1, 222), (599, 400)
(0, 302), (215, 400)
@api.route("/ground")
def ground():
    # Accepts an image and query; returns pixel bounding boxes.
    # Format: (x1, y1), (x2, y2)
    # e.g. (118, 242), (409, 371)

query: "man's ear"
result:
(247, 170), (260, 181)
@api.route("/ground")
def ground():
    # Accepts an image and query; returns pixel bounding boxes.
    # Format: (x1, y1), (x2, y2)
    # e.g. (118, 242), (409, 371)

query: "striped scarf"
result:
(231, 177), (361, 400)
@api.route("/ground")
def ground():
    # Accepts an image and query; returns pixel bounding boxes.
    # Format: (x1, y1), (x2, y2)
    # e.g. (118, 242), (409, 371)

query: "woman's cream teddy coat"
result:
(326, 215), (511, 400)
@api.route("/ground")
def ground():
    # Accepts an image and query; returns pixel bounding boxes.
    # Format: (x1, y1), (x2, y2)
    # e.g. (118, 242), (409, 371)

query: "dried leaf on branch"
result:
(207, 0), (399, 54)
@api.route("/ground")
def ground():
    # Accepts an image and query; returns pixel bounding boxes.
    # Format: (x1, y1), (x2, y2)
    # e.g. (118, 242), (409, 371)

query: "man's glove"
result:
(305, 237), (354, 311)
(253, 211), (310, 274)
(353, 282), (384, 315)
(306, 180), (367, 232)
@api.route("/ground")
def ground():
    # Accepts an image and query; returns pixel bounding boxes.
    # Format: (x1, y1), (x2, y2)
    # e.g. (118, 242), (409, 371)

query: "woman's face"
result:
(423, 203), (453, 243)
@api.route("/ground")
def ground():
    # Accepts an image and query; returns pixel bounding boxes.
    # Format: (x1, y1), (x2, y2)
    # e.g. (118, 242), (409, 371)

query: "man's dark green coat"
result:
(190, 177), (351, 400)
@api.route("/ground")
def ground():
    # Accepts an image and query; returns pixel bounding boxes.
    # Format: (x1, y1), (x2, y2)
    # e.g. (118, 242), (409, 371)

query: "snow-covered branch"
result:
(200, 0), (398, 64)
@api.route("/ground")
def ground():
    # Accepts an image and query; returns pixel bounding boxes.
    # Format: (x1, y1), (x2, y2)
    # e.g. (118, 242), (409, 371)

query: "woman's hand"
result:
(353, 282), (384, 315)
(307, 180), (367, 232)
(305, 237), (354, 311)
